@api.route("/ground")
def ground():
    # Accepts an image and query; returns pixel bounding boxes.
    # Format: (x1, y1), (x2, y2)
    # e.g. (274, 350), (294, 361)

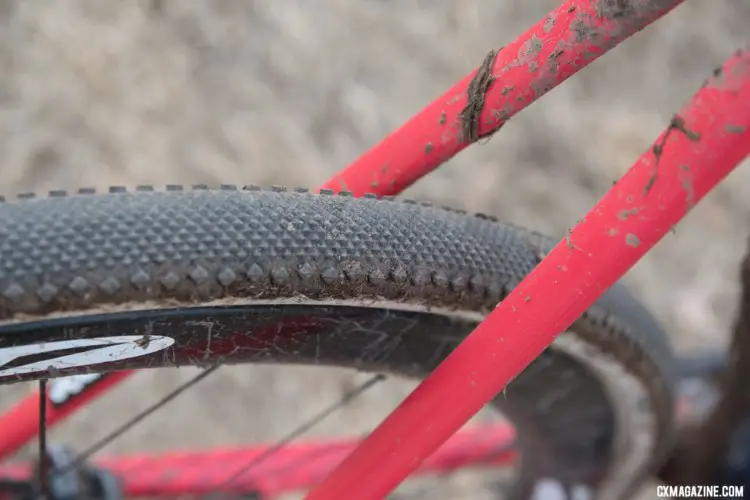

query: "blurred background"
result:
(0, 0), (749, 498)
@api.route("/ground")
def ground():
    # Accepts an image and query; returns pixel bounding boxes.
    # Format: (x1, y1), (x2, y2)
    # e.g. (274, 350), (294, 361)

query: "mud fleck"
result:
(681, 176), (695, 208)
(725, 123), (746, 134)
(491, 104), (512, 123)
(501, 85), (514, 95)
(572, 17), (594, 43)
(524, 296), (531, 302)
(565, 228), (580, 251)
(135, 334), (152, 349)
(672, 115), (701, 141)
(625, 233), (641, 248)
(439, 111), (447, 125)
(518, 34), (543, 65)
(708, 64), (726, 87)
(679, 165), (696, 208)
(618, 208), (639, 221)
(370, 180), (379, 189)
(459, 49), (499, 144)
(568, 5), (577, 13)
(596, 0), (635, 20)
(424, 143), (433, 154)
(644, 114), (700, 196)
(543, 13), (557, 32)
(608, 228), (619, 237)
(381, 163), (389, 174)
(337, 177), (349, 192)
(548, 45), (565, 74)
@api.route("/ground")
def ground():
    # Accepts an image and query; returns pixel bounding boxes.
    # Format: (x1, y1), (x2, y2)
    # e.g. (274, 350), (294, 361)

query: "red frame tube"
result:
(0, 424), (515, 497)
(318, 0), (685, 197)
(0, 390), (714, 497)
(305, 48), (750, 499)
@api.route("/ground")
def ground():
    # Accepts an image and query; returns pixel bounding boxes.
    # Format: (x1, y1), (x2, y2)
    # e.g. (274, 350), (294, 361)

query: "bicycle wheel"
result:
(0, 186), (676, 499)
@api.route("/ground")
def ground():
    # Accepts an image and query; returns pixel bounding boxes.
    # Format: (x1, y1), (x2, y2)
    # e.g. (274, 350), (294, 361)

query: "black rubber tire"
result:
(0, 186), (676, 499)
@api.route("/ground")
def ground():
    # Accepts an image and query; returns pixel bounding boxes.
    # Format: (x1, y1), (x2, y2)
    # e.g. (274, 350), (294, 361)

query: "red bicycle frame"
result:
(0, 0), (748, 498)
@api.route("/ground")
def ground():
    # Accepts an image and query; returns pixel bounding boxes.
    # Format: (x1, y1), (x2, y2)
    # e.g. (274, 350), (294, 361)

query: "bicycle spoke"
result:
(209, 373), (387, 498)
(38, 379), (49, 500)
(57, 366), (218, 475)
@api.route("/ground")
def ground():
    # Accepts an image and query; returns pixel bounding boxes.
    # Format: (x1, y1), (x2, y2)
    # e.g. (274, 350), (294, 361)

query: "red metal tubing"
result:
(0, 387), (720, 496)
(318, 0), (686, 197)
(306, 48), (750, 500)
(0, 424), (515, 497)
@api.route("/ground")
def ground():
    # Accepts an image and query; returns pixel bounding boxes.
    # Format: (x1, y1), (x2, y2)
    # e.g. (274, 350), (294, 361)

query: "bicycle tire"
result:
(0, 186), (676, 499)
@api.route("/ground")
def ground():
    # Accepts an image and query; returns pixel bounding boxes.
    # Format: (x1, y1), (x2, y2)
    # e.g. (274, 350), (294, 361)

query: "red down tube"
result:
(306, 48), (750, 499)
(0, 0), (686, 459)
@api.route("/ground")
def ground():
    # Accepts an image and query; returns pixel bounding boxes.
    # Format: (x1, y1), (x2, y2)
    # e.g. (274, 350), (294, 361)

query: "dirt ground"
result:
(0, 1), (749, 498)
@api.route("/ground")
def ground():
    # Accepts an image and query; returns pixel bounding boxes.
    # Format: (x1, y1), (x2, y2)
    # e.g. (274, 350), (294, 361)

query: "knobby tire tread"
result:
(0, 185), (677, 499)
